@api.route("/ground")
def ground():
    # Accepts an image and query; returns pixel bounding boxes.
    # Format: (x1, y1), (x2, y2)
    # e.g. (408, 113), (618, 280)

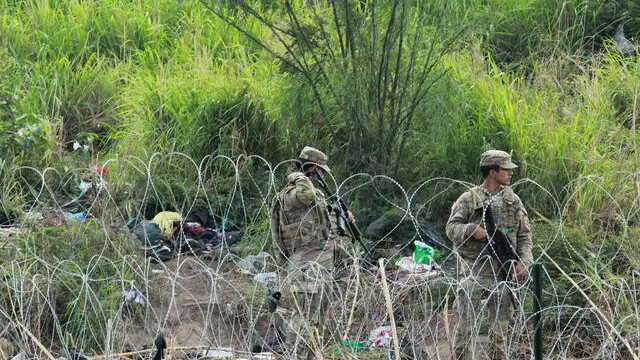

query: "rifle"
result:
(314, 172), (372, 256)
(482, 204), (520, 281)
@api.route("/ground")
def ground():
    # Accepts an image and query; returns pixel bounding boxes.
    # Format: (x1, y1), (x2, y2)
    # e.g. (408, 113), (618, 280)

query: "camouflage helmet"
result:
(298, 146), (330, 172)
(479, 150), (518, 169)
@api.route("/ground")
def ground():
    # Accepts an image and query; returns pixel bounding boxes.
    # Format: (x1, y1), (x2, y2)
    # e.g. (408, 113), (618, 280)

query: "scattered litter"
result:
(185, 221), (206, 236)
(327, 340), (368, 356)
(93, 163), (109, 177)
(219, 218), (239, 231)
(0, 227), (28, 238)
(199, 348), (234, 358)
(368, 325), (393, 348)
(122, 290), (145, 305)
(236, 252), (271, 275)
(72, 141), (89, 151)
(237, 352), (274, 359)
(78, 180), (93, 194)
(147, 244), (173, 263)
(262, 289), (281, 313)
(23, 211), (43, 223)
(395, 256), (434, 273)
(150, 211), (181, 238)
(131, 222), (163, 247)
(10, 351), (35, 360)
(253, 272), (278, 288)
(59, 348), (89, 360)
(66, 212), (89, 223)
(393, 241), (441, 274)
(413, 240), (438, 265)
(201, 229), (244, 248)
(177, 236), (204, 255)
(199, 229), (220, 248)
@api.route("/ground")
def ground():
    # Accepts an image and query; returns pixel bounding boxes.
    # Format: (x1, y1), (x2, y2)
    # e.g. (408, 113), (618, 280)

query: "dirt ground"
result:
(118, 253), (263, 351)
(115, 251), (460, 359)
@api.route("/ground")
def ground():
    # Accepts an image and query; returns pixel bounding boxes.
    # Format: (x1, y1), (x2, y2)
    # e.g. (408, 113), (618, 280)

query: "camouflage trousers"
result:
(454, 256), (513, 360)
(280, 246), (334, 359)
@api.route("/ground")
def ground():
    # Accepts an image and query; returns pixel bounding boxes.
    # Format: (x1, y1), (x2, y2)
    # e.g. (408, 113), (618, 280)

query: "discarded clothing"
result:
(150, 211), (181, 237)
(184, 208), (218, 229)
(131, 222), (163, 247)
(184, 222), (206, 237)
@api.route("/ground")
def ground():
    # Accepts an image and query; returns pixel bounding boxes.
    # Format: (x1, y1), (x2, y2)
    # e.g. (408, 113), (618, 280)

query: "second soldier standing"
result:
(446, 150), (533, 360)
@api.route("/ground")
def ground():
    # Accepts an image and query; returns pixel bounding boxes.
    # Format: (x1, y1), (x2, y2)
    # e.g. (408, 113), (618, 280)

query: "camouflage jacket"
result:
(446, 185), (533, 268)
(270, 172), (331, 266)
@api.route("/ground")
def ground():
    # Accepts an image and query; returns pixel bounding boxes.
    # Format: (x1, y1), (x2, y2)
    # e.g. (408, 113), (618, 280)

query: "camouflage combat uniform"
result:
(446, 152), (533, 360)
(270, 168), (334, 359)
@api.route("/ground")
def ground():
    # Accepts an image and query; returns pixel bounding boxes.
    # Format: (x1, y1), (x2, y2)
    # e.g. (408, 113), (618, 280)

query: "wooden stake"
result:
(378, 258), (401, 360)
(14, 322), (56, 360)
(344, 254), (360, 340)
(443, 295), (455, 359)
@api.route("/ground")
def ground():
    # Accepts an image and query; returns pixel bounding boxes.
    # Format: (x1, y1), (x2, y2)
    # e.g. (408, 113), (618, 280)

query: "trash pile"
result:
(326, 315), (427, 359)
(5, 160), (247, 265)
(394, 240), (441, 277)
(127, 209), (244, 263)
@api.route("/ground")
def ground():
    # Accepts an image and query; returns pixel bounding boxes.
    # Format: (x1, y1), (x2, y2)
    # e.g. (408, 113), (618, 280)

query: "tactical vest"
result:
(459, 186), (523, 260)
(273, 186), (330, 257)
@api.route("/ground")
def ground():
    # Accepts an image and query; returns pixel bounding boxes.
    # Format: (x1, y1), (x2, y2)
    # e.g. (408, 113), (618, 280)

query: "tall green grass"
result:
(452, 0), (639, 68)
(409, 44), (638, 228)
(0, 0), (637, 226)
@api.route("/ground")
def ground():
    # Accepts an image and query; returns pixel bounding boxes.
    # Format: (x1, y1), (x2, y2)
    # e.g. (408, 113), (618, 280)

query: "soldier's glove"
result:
(286, 172), (308, 185)
(263, 289), (281, 313)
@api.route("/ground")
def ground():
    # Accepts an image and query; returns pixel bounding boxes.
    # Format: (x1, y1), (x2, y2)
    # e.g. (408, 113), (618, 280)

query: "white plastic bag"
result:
(236, 252), (271, 274)
(368, 325), (393, 348)
(395, 256), (432, 273)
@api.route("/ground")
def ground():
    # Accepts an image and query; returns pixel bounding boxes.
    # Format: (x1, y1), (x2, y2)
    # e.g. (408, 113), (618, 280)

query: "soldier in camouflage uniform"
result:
(270, 146), (352, 359)
(446, 150), (533, 360)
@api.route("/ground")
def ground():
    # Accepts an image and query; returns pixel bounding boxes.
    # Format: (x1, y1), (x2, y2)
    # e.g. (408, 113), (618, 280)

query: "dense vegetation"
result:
(1, 0), (639, 358)
(0, 0), (637, 220)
